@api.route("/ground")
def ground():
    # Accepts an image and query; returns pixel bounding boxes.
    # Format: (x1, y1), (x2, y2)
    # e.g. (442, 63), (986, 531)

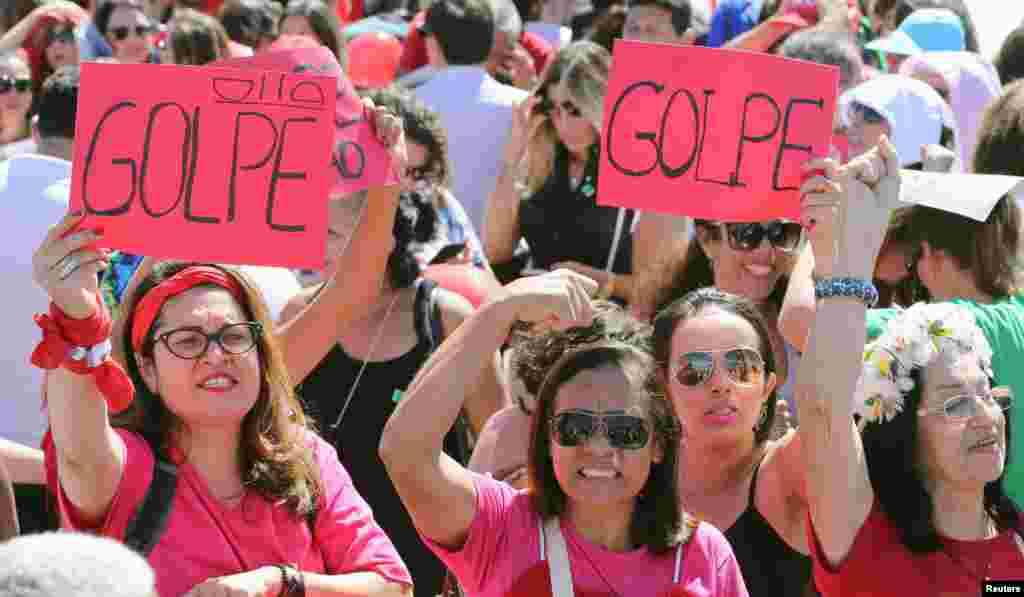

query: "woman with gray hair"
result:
(0, 532), (156, 597)
(485, 41), (637, 304)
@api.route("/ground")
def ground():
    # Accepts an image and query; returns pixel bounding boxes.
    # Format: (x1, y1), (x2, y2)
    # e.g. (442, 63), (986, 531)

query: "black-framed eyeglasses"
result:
(722, 221), (803, 253)
(917, 386), (1013, 422)
(47, 27), (77, 45)
(549, 409), (650, 450)
(155, 322), (263, 360)
(0, 76), (31, 95)
(110, 24), (155, 41)
(673, 347), (765, 388)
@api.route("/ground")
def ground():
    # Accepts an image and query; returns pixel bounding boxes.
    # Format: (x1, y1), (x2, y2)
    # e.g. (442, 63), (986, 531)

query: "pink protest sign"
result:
(69, 61), (336, 269)
(598, 42), (839, 222)
(214, 42), (396, 196)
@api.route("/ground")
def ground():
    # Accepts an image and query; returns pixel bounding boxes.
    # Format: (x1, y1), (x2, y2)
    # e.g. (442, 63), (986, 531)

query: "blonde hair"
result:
(523, 41), (610, 196)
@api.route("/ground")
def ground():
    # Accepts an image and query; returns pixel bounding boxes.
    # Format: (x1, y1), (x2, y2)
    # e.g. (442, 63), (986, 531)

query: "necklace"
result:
(328, 291), (402, 432)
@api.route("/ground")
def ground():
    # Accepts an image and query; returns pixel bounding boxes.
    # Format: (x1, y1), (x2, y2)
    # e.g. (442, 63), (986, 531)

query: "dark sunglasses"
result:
(722, 221), (803, 252)
(154, 322), (262, 360)
(674, 347), (765, 388)
(110, 24), (155, 41)
(549, 409), (650, 450)
(406, 164), (432, 181)
(47, 27), (77, 45)
(851, 102), (886, 125)
(0, 76), (31, 95)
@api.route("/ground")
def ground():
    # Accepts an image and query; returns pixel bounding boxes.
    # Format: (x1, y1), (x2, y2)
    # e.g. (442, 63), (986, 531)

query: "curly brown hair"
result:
(113, 261), (322, 519)
(363, 86), (452, 189)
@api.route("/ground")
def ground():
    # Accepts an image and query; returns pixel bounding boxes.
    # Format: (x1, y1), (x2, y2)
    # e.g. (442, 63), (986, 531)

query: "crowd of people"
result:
(1, 0), (1023, 595)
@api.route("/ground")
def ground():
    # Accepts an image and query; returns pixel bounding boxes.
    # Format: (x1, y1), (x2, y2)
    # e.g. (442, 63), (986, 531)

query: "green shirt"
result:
(866, 295), (1024, 505)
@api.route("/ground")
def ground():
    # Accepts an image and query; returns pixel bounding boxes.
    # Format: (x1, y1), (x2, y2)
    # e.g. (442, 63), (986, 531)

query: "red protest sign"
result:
(598, 42), (839, 222)
(214, 43), (397, 197)
(69, 61), (336, 269)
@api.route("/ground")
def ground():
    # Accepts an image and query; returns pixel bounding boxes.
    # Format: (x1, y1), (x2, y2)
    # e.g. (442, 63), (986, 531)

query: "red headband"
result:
(131, 266), (247, 353)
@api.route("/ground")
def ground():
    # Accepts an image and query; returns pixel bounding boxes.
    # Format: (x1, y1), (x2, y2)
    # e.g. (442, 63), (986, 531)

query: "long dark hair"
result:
(651, 287), (779, 445)
(523, 310), (691, 553)
(387, 189), (438, 289)
(113, 261), (321, 519)
(861, 370), (1022, 552)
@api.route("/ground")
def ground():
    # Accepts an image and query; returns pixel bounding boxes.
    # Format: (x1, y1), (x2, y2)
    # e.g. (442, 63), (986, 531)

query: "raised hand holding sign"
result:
(69, 60), (337, 269)
(598, 42), (840, 222)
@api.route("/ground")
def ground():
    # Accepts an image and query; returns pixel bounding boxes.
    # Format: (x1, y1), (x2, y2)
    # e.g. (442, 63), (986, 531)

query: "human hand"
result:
(498, 269), (598, 330)
(800, 136), (901, 280)
(364, 98), (407, 184)
(182, 567), (280, 597)
(31, 213), (108, 320)
(504, 44), (538, 91)
(504, 95), (541, 167)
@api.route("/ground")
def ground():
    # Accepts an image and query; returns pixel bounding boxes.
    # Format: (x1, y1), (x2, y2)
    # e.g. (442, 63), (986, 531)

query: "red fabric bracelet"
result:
(31, 293), (135, 413)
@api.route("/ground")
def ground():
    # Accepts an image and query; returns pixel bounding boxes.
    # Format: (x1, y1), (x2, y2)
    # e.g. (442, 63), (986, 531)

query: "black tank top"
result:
(724, 455), (816, 597)
(298, 279), (464, 597)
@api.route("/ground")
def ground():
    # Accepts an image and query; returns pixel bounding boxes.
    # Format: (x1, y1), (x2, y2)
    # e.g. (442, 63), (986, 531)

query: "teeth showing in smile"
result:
(201, 377), (234, 389)
(745, 265), (772, 276)
(579, 468), (617, 479)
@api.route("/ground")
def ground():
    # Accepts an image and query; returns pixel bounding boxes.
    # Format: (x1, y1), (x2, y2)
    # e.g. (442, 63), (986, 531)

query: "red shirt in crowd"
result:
(398, 10), (553, 76)
(807, 500), (1024, 596)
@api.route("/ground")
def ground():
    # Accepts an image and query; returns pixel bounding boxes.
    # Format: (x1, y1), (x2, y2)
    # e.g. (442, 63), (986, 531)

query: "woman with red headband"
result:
(29, 107), (414, 597)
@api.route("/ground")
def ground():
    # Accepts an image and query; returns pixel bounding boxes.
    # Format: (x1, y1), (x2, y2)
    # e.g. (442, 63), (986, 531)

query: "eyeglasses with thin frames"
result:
(917, 386), (1013, 422)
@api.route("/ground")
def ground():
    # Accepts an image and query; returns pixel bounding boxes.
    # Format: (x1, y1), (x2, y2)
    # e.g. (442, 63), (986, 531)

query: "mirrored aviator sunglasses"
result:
(549, 410), (650, 450)
(723, 220), (803, 252)
(675, 347), (764, 387)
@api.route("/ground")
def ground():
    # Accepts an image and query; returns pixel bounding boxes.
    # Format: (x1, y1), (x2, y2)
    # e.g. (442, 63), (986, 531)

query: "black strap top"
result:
(724, 454), (816, 597)
(518, 143), (635, 274)
(298, 279), (458, 597)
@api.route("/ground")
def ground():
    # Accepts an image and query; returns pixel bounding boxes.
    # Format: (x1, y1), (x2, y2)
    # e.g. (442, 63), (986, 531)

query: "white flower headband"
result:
(854, 303), (993, 430)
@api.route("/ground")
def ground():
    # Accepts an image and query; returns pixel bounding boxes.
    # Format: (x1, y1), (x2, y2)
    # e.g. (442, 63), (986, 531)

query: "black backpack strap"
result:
(413, 278), (441, 351)
(123, 432), (178, 557)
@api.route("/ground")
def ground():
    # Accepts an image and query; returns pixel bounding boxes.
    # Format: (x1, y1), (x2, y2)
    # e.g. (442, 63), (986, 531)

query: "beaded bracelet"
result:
(814, 277), (879, 307)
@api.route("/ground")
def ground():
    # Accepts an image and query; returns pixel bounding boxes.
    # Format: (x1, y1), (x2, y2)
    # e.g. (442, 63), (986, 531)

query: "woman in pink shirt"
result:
(380, 270), (748, 596)
(31, 105), (413, 597)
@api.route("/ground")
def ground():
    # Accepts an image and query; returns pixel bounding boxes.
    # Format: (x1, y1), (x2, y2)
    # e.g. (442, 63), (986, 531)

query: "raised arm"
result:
(778, 244), (816, 351)
(380, 271), (596, 548)
(484, 96), (536, 265)
(32, 214), (123, 523)
(0, 2), (87, 53)
(0, 453), (17, 540)
(794, 140), (900, 567)
(0, 438), (44, 485)
(276, 105), (404, 385)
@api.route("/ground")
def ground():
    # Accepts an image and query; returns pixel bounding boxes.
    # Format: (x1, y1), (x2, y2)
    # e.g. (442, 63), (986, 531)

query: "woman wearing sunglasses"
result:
(650, 286), (814, 597)
(0, 50), (34, 159)
(486, 42), (642, 303)
(797, 138), (1024, 595)
(96, 1), (157, 64)
(636, 215), (809, 416)
(381, 270), (748, 597)
(785, 82), (1024, 508)
(838, 75), (952, 170)
(0, 0), (83, 98)
(30, 106), (414, 597)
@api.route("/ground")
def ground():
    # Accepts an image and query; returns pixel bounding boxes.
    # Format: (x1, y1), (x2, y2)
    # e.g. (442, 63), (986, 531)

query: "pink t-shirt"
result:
(45, 429), (412, 597)
(424, 473), (749, 597)
(808, 499), (1024, 596)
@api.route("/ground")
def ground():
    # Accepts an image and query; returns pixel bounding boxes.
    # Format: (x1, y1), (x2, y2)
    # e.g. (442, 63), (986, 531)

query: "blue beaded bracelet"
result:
(814, 277), (879, 307)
